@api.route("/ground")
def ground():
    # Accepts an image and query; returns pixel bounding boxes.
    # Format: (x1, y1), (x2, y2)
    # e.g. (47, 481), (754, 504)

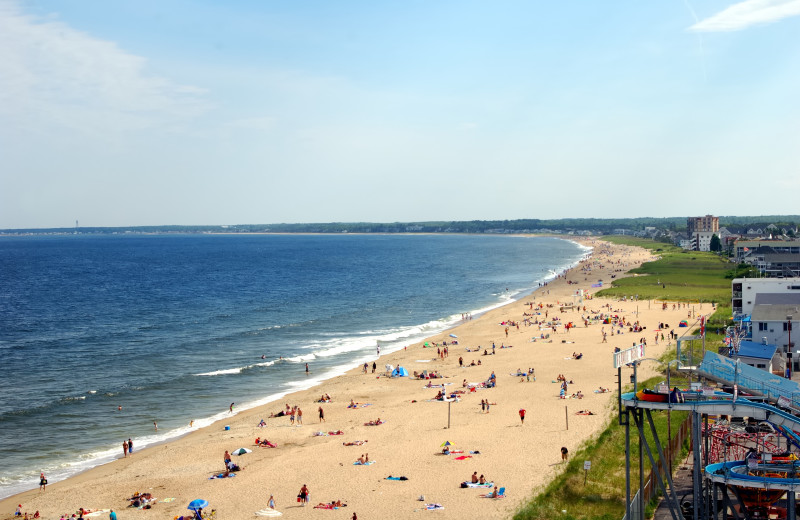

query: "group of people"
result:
(121, 438), (134, 458)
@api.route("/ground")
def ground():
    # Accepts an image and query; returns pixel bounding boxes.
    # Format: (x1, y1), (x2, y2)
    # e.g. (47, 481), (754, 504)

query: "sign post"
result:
(584, 460), (591, 485)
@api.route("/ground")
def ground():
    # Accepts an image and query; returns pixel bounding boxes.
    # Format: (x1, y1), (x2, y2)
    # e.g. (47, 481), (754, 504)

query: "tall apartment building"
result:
(687, 215), (719, 234)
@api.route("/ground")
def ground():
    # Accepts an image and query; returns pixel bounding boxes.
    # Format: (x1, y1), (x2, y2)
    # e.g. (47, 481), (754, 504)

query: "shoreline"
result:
(2, 237), (695, 519)
(0, 236), (588, 502)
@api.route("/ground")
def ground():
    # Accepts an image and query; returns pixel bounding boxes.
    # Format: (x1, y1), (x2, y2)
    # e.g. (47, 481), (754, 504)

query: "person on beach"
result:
(299, 484), (310, 506)
(39, 473), (47, 491)
(224, 450), (231, 466)
(153, 421), (158, 431)
(230, 402), (235, 413)
(319, 406), (325, 422)
(305, 363), (309, 374)
(108, 510), (117, 520)
(127, 438), (133, 455)
(297, 407), (303, 424)
(122, 440), (128, 458)
(372, 362), (376, 373)
(519, 408), (526, 425)
(561, 446), (569, 462)
(479, 474), (486, 484)
(471, 471), (478, 483)
(268, 495), (276, 509)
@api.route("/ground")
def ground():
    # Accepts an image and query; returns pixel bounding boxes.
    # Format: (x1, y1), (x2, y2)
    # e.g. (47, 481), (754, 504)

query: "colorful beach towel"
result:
(353, 460), (375, 465)
(425, 504), (444, 510)
(209, 473), (236, 479)
(254, 509), (283, 517)
(385, 476), (409, 481)
(462, 482), (493, 488)
(453, 455), (472, 460)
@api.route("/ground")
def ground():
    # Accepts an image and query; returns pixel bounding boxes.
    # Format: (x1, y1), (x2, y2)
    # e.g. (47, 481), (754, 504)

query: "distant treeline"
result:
(3, 215), (799, 236)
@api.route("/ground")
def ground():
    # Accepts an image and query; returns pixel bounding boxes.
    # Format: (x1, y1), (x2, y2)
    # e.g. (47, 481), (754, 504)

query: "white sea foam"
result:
(196, 367), (242, 376)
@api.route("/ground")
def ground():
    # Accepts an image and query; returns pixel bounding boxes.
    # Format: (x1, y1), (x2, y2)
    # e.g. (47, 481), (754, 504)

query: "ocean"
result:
(0, 233), (589, 499)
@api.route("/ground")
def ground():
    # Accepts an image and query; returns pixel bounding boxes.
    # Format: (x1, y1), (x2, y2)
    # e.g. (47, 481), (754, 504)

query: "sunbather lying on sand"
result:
(364, 418), (384, 426)
(343, 440), (367, 446)
(255, 438), (277, 447)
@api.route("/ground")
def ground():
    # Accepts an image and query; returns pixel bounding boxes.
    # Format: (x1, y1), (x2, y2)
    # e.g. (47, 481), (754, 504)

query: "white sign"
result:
(778, 395), (791, 409)
(584, 461), (591, 470)
(613, 344), (646, 368)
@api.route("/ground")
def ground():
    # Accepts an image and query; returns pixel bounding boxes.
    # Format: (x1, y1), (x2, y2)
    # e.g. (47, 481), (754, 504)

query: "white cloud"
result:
(689, 0), (800, 32)
(0, 0), (208, 136)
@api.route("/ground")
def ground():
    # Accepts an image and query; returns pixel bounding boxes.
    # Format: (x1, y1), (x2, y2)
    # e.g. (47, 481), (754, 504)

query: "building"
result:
(734, 340), (779, 373)
(750, 295), (798, 362)
(732, 277), (800, 317)
(687, 215), (719, 234)
(734, 239), (800, 263)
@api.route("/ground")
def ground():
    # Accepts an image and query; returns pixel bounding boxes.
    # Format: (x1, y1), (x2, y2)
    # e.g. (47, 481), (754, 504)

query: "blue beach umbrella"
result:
(449, 334), (457, 338)
(188, 499), (209, 510)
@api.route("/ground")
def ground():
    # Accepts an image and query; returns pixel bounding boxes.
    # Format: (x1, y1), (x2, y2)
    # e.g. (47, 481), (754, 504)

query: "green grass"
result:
(513, 237), (734, 519)
(595, 237), (731, 303)
(513, 376), (691, 520)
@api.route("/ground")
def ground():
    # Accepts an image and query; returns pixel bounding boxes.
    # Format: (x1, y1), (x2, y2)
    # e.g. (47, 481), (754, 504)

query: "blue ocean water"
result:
(0, 233), (588, 498)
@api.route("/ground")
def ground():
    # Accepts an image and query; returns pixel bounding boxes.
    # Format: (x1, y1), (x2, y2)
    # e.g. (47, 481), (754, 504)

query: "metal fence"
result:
(623, 415), (692, 520)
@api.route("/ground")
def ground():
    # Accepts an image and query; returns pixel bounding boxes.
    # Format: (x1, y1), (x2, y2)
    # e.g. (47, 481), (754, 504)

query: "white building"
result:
(732, 277), (800, 316)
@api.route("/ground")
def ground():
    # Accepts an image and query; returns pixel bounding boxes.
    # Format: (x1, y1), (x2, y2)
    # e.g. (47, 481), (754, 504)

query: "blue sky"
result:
(1, 0), (798, 229)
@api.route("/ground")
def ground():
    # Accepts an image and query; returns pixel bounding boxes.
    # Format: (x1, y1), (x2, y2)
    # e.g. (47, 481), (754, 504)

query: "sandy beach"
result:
(1, 238), (703, 520)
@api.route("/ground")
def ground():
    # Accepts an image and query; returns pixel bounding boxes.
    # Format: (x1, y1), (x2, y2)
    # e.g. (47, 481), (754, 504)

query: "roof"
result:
(751, 297), (800, 322)
(736, 340), (777, 360)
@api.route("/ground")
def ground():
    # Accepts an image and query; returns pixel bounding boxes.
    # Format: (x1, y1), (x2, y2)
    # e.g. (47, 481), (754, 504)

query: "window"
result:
(759, 322), (768, 331)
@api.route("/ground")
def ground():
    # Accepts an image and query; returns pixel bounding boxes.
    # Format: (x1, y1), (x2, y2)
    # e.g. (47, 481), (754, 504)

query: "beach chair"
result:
(497, 487), (505, 497)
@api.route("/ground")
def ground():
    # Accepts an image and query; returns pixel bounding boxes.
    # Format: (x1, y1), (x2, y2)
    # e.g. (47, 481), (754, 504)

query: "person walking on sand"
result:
(268, 495), (275, 510)
(39, 473), (47, 491)
(122, 440), (128, 458)
(299, 484), (310, 506)
(127, 438), (133, 455)
(519, 408), (526, 425)
(297, 407), (303, 424)
(318, 406), (325, 422)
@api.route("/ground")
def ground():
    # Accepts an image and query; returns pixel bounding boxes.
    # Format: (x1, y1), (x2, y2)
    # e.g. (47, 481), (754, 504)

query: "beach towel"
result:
(425, 504), (444, 510)
(209, 473), (236, 479)
(313, 504), (337, 510)
(461, 482), (493, 488)
(83, 510), (111, 518)
(385, 476), (408, 481)
(453, 455), (472, 460)
(353, 460), (375, 465)
(161, 498), (176, 503)
(254, 509), (282, 517)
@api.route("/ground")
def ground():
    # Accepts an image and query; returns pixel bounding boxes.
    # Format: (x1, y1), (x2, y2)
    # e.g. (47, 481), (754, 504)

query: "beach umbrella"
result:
(440, 440), (454, 447)
(233, 447), (252, 455)
(449, 334), (457, 338)
(188, 499), (208, 510)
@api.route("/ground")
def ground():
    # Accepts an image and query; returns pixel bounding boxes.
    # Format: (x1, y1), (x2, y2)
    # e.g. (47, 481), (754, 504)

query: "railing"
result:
(623, 415), (692, 520)
(697, 351), (800, 409)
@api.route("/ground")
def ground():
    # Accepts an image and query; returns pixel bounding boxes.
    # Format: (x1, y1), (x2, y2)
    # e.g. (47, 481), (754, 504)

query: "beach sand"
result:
(1, 238), (704, 520)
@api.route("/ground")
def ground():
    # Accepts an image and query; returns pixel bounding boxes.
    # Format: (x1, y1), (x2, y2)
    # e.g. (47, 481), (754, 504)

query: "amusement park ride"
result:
(617, 332), (800, 520)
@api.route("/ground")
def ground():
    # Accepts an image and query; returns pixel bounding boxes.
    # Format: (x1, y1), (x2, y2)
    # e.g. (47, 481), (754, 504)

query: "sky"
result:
(1, 0), (799, 229)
